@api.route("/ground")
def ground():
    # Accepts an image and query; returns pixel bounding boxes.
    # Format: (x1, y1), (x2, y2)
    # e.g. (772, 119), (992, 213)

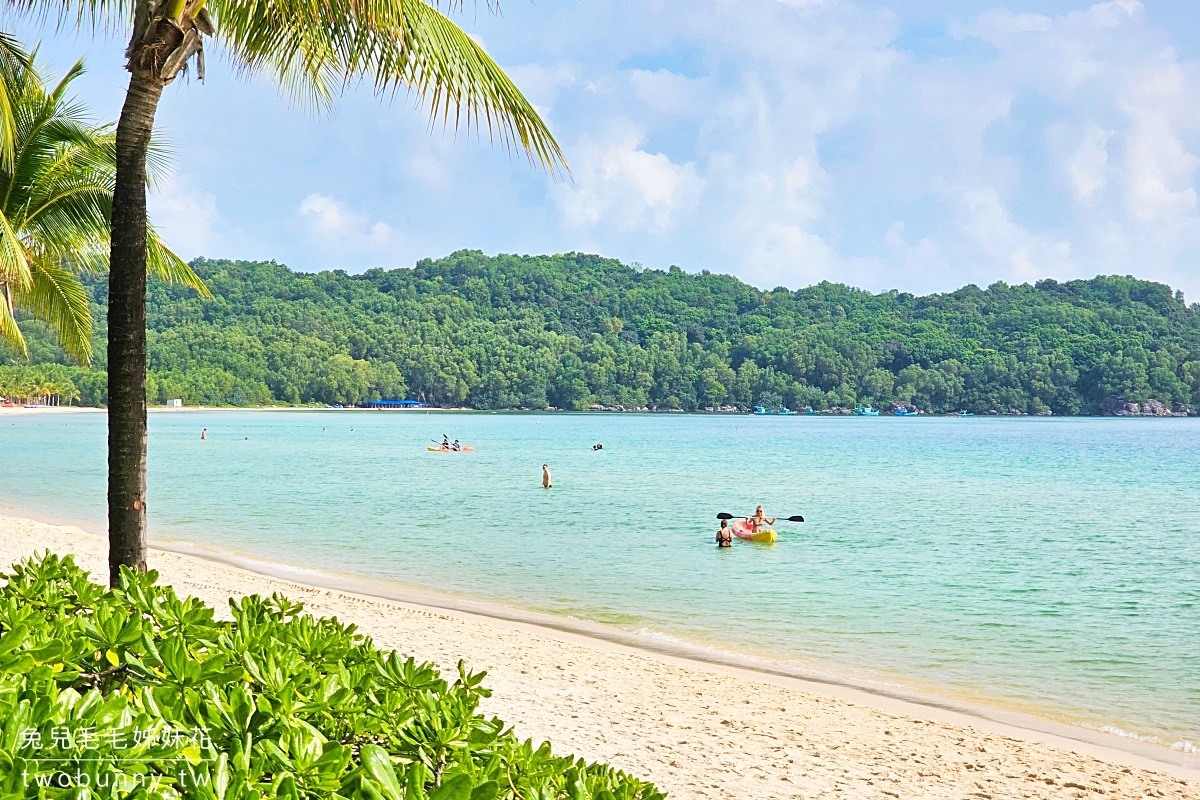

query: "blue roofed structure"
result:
(369, 399), (426, 408)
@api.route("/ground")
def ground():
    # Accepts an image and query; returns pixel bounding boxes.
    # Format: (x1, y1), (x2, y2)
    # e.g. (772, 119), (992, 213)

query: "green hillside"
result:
(6, 251), (1200, 414)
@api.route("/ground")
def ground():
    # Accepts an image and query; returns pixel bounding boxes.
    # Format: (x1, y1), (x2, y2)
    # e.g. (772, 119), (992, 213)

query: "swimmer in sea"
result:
(542, 463), (552, 489)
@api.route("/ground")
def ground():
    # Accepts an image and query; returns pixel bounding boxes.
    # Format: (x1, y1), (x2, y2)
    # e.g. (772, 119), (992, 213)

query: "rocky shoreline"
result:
(564, 397), (1194, 417)
(1100, 396), (1191, 417)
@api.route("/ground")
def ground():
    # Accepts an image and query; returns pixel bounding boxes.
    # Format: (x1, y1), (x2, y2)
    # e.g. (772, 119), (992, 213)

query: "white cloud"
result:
(1118, 54), (1200, 226)
(627, 69), (707, 116)
(298, 194), (398, 250)
(1085, 0), (1142, 29)
(883, 222), (948, 287)
(552, 125), (704, 232)
(526, 0), (1200, 297)
(506, 62), (578, 119)
(973, 11), (1053, 36)
(1065, 124), (1113, 202)
(48, 0), (1200, 300)
(148, 174), (219, 259)
(738, 222), (839, 289)
(945, 184), (1073, 282)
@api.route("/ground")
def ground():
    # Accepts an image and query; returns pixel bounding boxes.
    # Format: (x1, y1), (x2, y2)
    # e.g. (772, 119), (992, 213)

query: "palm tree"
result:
(7, 0), (564, 586)
(0, 41), (206, 365)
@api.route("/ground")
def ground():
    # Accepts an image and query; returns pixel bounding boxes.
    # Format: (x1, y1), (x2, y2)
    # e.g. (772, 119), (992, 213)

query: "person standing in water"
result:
(542, 464), (552, 489)
(200, 428), (207, 440)
(716, 519), (733, 547)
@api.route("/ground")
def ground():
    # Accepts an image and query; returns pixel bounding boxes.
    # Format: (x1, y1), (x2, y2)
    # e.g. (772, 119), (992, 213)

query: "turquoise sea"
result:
(2, 411), (1198, 754)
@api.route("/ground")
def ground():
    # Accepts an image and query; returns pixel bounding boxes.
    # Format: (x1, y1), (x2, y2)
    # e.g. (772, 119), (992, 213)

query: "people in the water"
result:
(200, 428), (206, 440)
(747, 505), (776, 532)
(542, 463), (552, 489)
(716, 519), (733, 547)
(592, 443), (603, 450)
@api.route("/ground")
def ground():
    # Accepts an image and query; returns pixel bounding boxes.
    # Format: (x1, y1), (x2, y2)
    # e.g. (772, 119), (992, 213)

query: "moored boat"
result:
(853, 406), (879, 416)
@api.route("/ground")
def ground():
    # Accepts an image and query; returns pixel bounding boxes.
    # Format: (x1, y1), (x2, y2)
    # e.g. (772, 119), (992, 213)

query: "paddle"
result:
(717, 512), (804, 523)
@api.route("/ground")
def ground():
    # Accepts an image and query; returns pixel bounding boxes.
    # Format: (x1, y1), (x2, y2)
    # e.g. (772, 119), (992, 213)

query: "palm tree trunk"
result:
(107, 72), (163, 588)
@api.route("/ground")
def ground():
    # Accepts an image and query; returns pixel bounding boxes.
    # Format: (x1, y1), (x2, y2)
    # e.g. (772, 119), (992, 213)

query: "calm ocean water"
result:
(2, 411), (1197, 751)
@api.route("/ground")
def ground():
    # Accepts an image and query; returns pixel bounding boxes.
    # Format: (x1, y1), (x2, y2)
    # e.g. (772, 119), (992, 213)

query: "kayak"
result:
(427, 446), (475, 452)
(731, 520), (777, 544)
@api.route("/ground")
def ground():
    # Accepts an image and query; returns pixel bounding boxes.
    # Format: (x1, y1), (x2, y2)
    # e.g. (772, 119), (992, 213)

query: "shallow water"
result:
(2, 410), (1198, 751)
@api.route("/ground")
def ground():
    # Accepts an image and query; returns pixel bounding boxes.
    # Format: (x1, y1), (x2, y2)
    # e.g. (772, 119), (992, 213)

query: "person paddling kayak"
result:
(747, 505), (776, 533)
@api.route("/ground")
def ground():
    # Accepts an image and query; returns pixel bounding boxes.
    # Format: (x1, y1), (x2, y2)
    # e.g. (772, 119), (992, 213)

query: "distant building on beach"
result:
(368, 399), (426, 409)
(168, 398), (183, 408)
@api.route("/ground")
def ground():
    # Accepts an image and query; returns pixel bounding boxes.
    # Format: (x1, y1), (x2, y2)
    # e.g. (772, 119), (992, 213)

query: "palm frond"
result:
(208, 0), (566, 173)
(0, 282), (28, 358)
(0, 37), (206, 360)
(3, 0), (565, 172)
(0, 0), (137, 34)
(74, 231), (210, 298)
(0, 30), (30, 172)
(147, 227), (210, 296)
(16, 257), (92, 363)
(0, 208), (32, 289)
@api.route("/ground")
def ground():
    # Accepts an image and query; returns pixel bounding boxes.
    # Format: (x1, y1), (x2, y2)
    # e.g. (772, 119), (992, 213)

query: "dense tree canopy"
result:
(6, 251), (1199, 414)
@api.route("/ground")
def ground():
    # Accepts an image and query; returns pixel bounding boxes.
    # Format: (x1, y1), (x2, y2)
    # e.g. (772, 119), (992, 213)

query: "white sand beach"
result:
(1, 514), (1196, 799)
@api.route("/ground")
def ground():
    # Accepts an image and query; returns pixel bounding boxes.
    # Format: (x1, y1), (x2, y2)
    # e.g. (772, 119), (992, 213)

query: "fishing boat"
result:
(753, 406), (797, 416)
(894, 408), (919, 416)
(955, 410), (975, 417)
(853, 406), (879, 416)
(731, 519), (777, 544)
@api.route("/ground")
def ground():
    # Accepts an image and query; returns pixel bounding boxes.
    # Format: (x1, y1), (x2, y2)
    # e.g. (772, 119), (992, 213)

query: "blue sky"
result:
(13, 0), (1200, 299)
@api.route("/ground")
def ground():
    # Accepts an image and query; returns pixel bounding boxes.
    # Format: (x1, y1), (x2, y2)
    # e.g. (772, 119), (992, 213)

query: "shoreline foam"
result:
(0, 512), (1196, 798)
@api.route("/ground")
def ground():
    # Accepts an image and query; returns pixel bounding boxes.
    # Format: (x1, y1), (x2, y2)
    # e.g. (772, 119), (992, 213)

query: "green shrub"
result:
(0, 553), (663, 799)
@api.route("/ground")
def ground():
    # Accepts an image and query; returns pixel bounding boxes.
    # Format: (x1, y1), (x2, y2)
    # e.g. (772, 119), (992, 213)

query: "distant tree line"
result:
(5, 251), (1199, 414)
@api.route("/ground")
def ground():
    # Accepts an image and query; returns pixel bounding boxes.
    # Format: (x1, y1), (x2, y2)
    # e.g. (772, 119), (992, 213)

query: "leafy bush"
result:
(0, 553), (663, 799)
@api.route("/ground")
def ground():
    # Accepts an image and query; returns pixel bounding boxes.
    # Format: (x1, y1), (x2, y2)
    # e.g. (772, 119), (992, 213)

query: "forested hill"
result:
(11, 251), (1200, 414)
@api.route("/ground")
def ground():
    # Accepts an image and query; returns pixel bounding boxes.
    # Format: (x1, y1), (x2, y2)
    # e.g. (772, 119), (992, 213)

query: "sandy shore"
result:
(1, 515), (1195, 799)
(0, 405), (103, 415)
